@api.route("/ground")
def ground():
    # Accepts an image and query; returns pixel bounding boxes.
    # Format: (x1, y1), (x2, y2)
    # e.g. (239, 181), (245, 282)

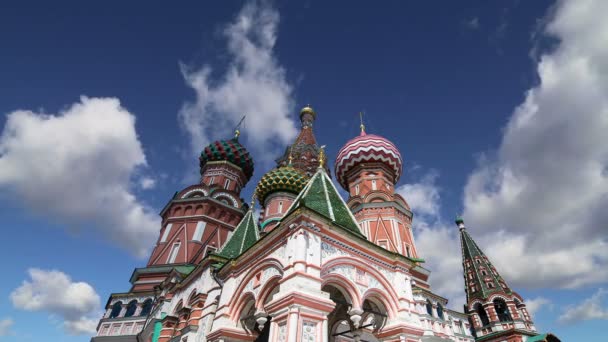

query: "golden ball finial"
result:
(300, 104), (316, 119)
(234, 129), (241, 139)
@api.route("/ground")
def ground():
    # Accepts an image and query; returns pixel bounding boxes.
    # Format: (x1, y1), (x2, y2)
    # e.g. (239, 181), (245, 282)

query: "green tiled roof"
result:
(460, 224), (511, 301)
(216, 209), (259, 259)
(285, 167), (363, 236)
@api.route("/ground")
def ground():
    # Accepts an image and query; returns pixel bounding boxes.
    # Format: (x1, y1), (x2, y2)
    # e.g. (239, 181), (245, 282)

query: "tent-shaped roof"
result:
(284, 166), (364, 237)
(216, 209), (259, 259)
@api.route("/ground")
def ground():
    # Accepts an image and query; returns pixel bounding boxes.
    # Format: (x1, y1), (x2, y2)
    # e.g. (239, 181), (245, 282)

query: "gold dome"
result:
(300, 105), (316, 119)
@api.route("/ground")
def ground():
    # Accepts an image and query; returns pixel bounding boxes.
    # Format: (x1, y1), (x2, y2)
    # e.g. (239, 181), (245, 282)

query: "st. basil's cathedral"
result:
(91, 106), (560, 342)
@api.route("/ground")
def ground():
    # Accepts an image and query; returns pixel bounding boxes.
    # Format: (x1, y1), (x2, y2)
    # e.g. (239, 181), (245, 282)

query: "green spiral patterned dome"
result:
(256, 165), (308, 203)
(200, 137), (254, 181)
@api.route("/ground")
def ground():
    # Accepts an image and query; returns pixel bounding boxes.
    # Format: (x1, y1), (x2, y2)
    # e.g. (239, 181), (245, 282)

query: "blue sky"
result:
(1, 0), (607, 341)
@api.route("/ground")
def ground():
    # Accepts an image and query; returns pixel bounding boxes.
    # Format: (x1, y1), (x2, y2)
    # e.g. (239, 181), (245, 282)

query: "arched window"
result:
(109, 301), (122, 318)
(426, 299), (433, 316)
(140, 299), (153, 317)
(493, 298), (512, 322)
(437, 303), (445, 320)
(125, 300), (138, 317)
(474, 303), (490, 326)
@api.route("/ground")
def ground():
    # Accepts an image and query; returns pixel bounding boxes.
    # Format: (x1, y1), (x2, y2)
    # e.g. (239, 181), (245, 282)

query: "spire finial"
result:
(359, 111), (366, 135)
(455, 215), (465, 229)
(318, 145), (326, 168)
(233, 115), (246, 139)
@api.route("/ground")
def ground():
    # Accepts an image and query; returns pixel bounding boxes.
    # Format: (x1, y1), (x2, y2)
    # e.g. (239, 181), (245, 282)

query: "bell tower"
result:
(457, 216), (540, 341)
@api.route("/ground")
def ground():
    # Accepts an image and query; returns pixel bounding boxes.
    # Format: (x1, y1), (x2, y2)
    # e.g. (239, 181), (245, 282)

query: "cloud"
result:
(525, 297), (551, 317)
(397, 172), (465, 309)
(10, 268), (101, 335)
(139, 176), (156, 190)
(465, 17), (480, 30)
(463, 0), (608, 289)
(0, 96), (159, 257)
(558, 288), (608, 324)
(0, 318), (14, 336)
(178, 0), (298, 166)
(396, 171), (440, 219)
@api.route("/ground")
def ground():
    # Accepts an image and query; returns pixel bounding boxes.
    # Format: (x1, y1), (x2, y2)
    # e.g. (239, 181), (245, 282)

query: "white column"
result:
(287, 307), (299, 342)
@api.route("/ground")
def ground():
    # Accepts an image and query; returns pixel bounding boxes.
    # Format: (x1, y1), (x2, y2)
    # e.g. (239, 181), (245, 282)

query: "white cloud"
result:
(0, 318), (14, 337)
(525, 297), (551, 317)
(139, 176), (156, 190)
(10, 268), (101, 335)
(397, 172), (465, 309)
(558, 288), (608, 324)
(396, 171), (440, 219)
(178, 0), (298, 166)
(0, 96), (159, 257)
(463, 0), (608, 289)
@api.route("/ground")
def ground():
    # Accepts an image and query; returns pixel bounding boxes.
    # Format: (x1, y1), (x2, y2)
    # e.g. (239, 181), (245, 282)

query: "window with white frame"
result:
(278, 201), (283, 213)
(160, 223), (173, 243)
(372, 179), (377, 190)
(192, 221), (206, 241)
(355, 184), (360, 195)
(208, 176), (215, 185)
(224, 178), (231, 189)
(167, 243), (180, 263)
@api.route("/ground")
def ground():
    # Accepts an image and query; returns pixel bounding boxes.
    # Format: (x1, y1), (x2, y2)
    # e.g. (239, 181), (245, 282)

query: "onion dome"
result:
(200, 135), (254, 181)
(255, 165), (308, 203)
(300, 104), (316, 119)
(334, 130), (403, 190)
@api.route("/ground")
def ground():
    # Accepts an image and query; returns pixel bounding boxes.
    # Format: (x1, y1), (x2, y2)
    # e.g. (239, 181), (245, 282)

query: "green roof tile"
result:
(216, 209), (259, 259)
(285, 167), (363, 236)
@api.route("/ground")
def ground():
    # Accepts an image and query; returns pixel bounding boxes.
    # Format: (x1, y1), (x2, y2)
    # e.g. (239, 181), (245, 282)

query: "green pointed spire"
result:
(458, 219), (511, 301)
(217, 208), (259, 259)
(284, 166), (364, 236)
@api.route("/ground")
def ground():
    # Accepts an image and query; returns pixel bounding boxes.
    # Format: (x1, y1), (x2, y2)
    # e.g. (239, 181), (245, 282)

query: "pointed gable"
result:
(285, 167), (364, 237)
(216, 209), (259, 259)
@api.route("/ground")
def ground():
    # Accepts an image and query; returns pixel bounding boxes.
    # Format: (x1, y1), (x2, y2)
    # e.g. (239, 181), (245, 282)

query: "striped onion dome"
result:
(200, 137), (254, 181)
(256, 165), (308, 203)
(334, 130), (403, 190)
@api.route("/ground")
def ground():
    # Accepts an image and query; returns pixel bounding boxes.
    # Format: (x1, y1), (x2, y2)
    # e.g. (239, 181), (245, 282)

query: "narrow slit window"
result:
(167, 243), (180, 263)
(278, 201), (283, 213)
(372, 179), (377, 190)
(160, 223), (173, 243)
(193, 222), (206, 241)
(224, 179), (231, 189)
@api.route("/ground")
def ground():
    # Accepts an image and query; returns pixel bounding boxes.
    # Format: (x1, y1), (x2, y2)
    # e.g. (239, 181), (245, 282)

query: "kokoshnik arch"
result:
(91, 106), (560, 342)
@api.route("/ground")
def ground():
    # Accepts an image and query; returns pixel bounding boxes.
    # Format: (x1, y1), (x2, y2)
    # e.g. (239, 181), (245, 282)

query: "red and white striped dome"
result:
(334, 131), (403, 190)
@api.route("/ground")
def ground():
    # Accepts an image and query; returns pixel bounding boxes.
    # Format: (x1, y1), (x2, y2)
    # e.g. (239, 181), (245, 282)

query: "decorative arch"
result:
(125, 300), (138, 317)
(363, 192), (392, 203)
(474, 302), (490, 326)
(322, 274), (362, 308)
(362, 288), (397, 319)
(140, 298), (153, 317)
(211, 192), (239, 207)
(322, 256), (400, 307)
(487, 293), (512, 303)
(228, 258), (284, 320)
(173, 299), (184, 314)
(255, 275), (282, 310)
(188, 289), (198, 306)
(181, 188), (209, 199)
(109, 301), (122, 318)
